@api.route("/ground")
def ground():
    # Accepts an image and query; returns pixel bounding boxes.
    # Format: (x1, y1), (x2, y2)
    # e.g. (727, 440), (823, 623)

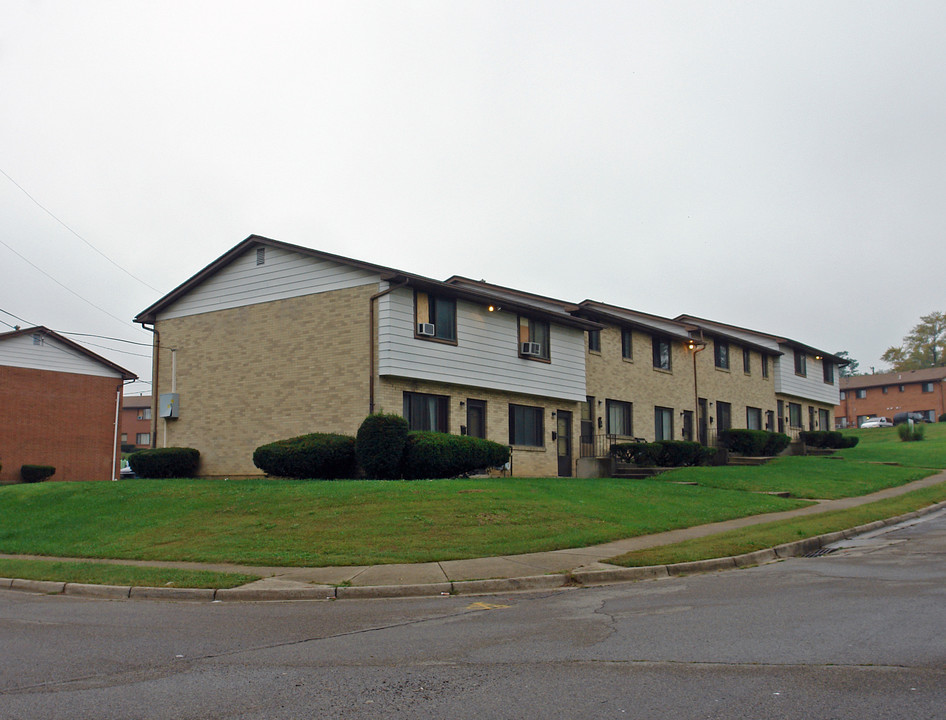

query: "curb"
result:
(3, 502), (944, 602)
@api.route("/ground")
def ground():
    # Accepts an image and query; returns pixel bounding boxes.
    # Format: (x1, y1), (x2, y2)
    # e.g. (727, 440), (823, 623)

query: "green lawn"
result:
(835, 421), (946, 467)
(0, 558), (257, 589)
(0, 477), (809, 567)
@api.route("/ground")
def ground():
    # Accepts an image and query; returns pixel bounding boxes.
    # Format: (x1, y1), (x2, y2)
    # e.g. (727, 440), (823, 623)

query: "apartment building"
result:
(836, 367), (946, 427)
(134, 235), (842, 478)
(0, 326), (136, 483)
(120, 395), (153, 449)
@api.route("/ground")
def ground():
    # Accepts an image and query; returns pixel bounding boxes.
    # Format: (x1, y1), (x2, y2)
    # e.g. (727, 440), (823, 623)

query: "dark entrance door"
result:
(698, 398), (708, 445)
(777, 400), (785, 433)
(682, 410), (694, 441)
(556, 410), (573, 477)
(466, 399), (486, 438)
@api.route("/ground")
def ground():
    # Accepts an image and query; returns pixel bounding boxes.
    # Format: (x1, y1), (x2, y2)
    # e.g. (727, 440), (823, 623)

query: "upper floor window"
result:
(414, 291), (456, 343)
(794, 349), (807, 376)
(922, 382), (934, 393)
(882, 386), (889, 394)
(588, 329), (601, 353)
(518, 316), (550, 361)
(761, 354), (769, 378)
(823, 362), (835, 384)
(855, 389), (867, 399)
(840, 391), (846, 400)
(714, 339), (730, 370)
(899, 384), (905, 392)
(742, 348), (751, 374)
(652, 336), (672, 371)
(403, 391), (449, 432)
(138, 407), (152, 420)
(621, 328), (633, 360)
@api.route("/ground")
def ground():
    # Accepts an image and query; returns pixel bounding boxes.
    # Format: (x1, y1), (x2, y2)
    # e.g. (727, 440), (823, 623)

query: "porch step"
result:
(612, 465), (671, 479)
(727, 456), (777, 466)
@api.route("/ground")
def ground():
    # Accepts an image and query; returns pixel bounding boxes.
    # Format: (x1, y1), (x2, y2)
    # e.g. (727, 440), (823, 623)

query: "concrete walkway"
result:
(3, 470), (945, 601)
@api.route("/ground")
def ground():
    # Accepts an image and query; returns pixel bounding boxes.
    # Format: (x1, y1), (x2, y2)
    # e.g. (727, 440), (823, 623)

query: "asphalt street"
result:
(1, 510), (945, 719)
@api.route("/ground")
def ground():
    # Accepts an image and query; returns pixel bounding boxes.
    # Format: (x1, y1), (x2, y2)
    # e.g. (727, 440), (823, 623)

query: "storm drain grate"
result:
(804, 547), (838, 558)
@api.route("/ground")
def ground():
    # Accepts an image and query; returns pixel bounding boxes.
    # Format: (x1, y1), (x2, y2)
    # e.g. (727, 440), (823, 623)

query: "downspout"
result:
(690, 331), (706, 441)
(111, 383), (122, 481)
(368, 280), (409, 414)
(142, 323), (160, 449)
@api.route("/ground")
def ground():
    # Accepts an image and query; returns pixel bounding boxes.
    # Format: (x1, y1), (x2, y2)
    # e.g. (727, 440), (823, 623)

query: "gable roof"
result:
(135, 235), (600, 331)
(0, 326), (137, 380)
(841, 366), (946, 390)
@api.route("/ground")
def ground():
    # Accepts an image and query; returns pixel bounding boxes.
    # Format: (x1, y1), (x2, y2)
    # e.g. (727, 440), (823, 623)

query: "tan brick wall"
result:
(154, 285), (376, 476)
(695, 344), (778, 429)
(0, 366), (122, 483)
(585, 326), (696, 441)
(376, 376), (581, 477)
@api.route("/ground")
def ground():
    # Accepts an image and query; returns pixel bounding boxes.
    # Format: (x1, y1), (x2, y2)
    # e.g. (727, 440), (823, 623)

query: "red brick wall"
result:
(0, 365), (123, 483)
(836, 379), (946, 426)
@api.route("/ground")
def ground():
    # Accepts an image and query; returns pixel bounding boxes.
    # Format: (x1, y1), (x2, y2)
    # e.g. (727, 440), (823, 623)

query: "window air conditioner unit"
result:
(521, 341), (542, 356)
(417, 323), (436, 337)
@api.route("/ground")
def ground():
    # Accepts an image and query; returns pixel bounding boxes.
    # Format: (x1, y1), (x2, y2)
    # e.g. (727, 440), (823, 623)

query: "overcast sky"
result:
(3, 0), (944, 394)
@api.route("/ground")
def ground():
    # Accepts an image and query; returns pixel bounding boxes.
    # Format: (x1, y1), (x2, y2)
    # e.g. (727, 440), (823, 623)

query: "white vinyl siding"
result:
(773, 350), (840, 405)
(157, 246), (381, 321)
(0, 333), (123, 378)
(378, 287), (587, 402)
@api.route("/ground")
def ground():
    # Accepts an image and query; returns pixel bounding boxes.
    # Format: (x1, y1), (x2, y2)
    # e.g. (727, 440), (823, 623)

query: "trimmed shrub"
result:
(253, 433), (357, 479)
(799, 431), (858, 450)
(720, 429), (769, 455)
(939, 413), (946, 423)
(21, 465), (55, 483)
(611, 441), (715, 467)
(356, 413), (410, 479)
(120, 443), (138, 454)
(762, 432), (792, 455)
(897, 422), (925, 442)
(401, 432), (509, 479)
(837, 435), (860, 448)
(127, 447), (200, 478)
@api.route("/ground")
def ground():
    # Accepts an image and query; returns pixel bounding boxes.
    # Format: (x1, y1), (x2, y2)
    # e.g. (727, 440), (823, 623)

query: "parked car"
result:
(860, 416), (893, 428)
(893, 411), (926, 425)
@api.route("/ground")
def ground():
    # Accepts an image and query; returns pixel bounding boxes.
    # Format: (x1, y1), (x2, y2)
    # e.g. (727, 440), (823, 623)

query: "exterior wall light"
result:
(488, 305), (501, 312)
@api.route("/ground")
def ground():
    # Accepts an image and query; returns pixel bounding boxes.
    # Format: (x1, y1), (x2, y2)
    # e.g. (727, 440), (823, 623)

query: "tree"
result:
(834, 351), (860, 377)
(882, 311), (946, 371)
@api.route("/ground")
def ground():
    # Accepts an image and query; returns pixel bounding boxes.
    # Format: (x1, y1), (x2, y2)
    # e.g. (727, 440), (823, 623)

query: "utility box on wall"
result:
(159, 393), (180, 419)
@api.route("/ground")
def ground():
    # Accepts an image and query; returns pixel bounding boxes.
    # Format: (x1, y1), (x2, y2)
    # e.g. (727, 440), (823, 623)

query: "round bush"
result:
(356, 413), (409, 479)
(401, 432), (510, 479)
(127, 447), (200, 478)
(253, 433), (356, 479)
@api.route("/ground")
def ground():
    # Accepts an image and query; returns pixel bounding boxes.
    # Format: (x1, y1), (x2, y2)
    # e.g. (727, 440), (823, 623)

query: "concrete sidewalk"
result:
(3, 471), (945, 601)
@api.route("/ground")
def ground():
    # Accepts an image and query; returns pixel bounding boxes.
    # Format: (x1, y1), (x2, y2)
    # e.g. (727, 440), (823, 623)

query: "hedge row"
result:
(798, 431), (859, 449)
(21, 465), (56, 483)
(719, 429), (792, 456)
(611, 440), (716, 467)
(127, 447), (201, 478)
(253, 414), (510, 480)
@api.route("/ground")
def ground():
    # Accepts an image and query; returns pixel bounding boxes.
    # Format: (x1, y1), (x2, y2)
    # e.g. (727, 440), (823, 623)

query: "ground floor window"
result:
(403, 391), (449, 432)
(509, 404), (544, 446)
(136, 433), (150, 445)
(606, 399), (633, 437)
(716, 401), (732, 432)
(789, 403), (803, 428)
(746, 407), (762, 430)
(654, 406), (674, 441)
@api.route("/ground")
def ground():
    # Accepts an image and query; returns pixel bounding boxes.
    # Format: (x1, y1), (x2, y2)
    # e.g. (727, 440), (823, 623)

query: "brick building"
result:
(120, 395), (153, 449)
(836, 367), (946, 427)
(0, 326), (136, 483)
(134, 235), (843, 478)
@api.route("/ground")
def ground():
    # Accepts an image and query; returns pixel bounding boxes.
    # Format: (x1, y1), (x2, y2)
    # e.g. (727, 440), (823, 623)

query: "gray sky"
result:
(3, 0), (944, 394)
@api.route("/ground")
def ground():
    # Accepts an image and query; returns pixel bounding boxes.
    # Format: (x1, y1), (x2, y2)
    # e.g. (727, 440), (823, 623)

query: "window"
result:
(746, 407), (762, 430)
(882, 386), (888, 394)
(403, 392), (449, 432)
(415, 290), (457, 342)
(606, 399), (633, 437)
(136, 433), (150, 445)
(654, 406), (674, 441)
(840, 391), (846, 400)
(794, 350), (807, 376)
(652, 336), (672, 371)
(823, 362), (834, 384)
(743, 348), (751, 374)
(256, 247), (265, 265)
(588, 329), (601, 353)
(621, 328), (633, 360)
(788, 402), (803, 428)
(714, 340), (730, 370)
(509, 404), (544, 446)
(899, 385), (905, 392)
(922, 382), (934, 393)
(855, 389), (866, 399)
(121, 433), (128, 442)
(761, 355), (769, 378)
(138, 407), (152, 420)
(518, 316), (550, 360)
(716, 401), (732, 432)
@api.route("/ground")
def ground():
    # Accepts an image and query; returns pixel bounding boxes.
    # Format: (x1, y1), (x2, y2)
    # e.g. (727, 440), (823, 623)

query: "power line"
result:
(0, 167), (160, 292)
